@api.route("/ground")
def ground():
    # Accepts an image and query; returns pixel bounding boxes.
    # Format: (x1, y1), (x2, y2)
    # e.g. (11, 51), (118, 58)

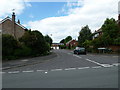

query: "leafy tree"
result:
(114, 37), (120, 45)
(60, 39), (65, 44)
(64, 36), (72, 43)
(2, 34), (18, 60)
(100, 18), (120, 46)
(44, 35), (53, 46)
(19, 30), (50, 55)
(82, 40), (92, 48)
(78, 25), (92, 46)
(102, 18), (120, 40)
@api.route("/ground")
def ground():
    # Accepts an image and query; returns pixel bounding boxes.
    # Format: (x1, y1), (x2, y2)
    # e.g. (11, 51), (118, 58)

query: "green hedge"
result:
(2, 30), (51, 60)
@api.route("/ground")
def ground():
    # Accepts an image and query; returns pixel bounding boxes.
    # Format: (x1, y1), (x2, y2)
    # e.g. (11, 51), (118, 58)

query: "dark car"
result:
(74, 47), (86, 55)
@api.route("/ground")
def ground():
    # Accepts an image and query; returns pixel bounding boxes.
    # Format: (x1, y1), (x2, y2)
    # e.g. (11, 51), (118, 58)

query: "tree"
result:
(19, 30), (50, 55)
(102, 18), (120, 39)
(64, 36), (72, 43)
(44, 35), (53, 46)
(60, 39), (65, 44)
(78, 25), (92, 46)
(2, 34), (18, 60)
(101, 18), (120, 46)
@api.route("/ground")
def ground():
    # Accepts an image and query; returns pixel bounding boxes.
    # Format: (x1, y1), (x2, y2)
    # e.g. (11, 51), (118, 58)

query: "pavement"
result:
(2, 51), (57, 70)
(2, 49), (119, 88)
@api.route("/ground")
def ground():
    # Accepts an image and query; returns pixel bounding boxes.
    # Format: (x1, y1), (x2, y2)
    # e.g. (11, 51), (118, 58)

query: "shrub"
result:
(14, 45), (32, 57)
(19, 30), (50, 56)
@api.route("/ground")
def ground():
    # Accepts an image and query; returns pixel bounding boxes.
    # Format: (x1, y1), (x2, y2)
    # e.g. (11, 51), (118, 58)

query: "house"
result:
(66, 40), (78, 48)
(51, 43), (64, 49)
(92, 29), (102, 40)
(0, 12), (27, 39)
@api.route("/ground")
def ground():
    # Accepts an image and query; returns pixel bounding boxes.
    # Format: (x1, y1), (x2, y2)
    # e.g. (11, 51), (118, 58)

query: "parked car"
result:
(74, 47), (86, 55)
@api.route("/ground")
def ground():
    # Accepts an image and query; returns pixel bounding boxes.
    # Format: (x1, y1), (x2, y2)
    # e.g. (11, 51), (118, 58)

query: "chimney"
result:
(17, 19), (20, 24)
(12, 12), (16, 38)
(12, 12), (15, 23)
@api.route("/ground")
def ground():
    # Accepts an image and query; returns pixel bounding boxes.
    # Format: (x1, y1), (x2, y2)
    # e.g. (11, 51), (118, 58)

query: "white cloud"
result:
(24, 0), (120, 42)
(0, 0), (31, 18)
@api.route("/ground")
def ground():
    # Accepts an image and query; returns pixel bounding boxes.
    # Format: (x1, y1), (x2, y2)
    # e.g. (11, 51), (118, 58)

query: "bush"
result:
(14, 45), (32, 57)
(19, 30), (50, 56)
(2, 30), (51, 60)
(2, 34), (18, 60)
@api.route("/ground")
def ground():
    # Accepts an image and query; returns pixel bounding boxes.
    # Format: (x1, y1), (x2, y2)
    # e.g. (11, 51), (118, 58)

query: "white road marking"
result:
(8, 71), (20, 74)
(64, 68), (76, 71)
(21, 59), (29, 62)
(0, 67), (10, 70)
(73, 55), (82, 58)
(85, 59), (104, 67)
(22, 70), (34, 73)
(36, 70), (46, 72)
(112, 63), (120, 66)
(78, 67), (90, 69)
(3, 63), (119, 74)
(101, 64), (113, 67)
(45, 72), (48, 74)
(91, 66), (102, 69)
(0, 72), (6, 74)
(51, 69), (63, 71)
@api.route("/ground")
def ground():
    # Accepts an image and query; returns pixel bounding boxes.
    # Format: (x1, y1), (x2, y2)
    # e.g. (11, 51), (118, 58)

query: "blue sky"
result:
(17, 2), (67, 25)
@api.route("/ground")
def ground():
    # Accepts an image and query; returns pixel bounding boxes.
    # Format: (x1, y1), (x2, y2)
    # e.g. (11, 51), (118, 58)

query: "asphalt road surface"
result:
(2, 49), (119, 88)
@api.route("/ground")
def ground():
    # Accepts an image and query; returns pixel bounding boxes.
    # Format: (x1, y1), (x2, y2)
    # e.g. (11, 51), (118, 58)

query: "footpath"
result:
(2, 51), (57, 70)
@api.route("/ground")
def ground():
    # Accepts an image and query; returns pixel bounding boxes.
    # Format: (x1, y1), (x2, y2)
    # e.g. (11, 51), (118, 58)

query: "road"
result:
(2, 49), (119, 88)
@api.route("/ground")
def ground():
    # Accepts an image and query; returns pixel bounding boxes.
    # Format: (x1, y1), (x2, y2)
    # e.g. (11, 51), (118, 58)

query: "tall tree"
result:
(19, 30), (50, 55)
(102, 18), (120, 39)
(101, 18), (120, 46)
(44, 35), (53, 46)
(64, 36), (72, 43)
(78, 25), (92, 46)
(60, 39), (65, 43)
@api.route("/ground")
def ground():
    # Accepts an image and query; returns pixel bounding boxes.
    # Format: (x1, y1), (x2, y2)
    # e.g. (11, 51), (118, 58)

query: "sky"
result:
(0, 0), (119, 43)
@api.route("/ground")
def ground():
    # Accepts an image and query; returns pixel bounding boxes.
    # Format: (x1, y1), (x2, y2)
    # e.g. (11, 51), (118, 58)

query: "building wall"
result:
(15, 23), (25, 39)
(0, 23), (2, 33)
(1, 19), (25, 39)
(51, 44), (59, 49)
(2, 19), (14, 36)
(66, 40), (78, 47)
